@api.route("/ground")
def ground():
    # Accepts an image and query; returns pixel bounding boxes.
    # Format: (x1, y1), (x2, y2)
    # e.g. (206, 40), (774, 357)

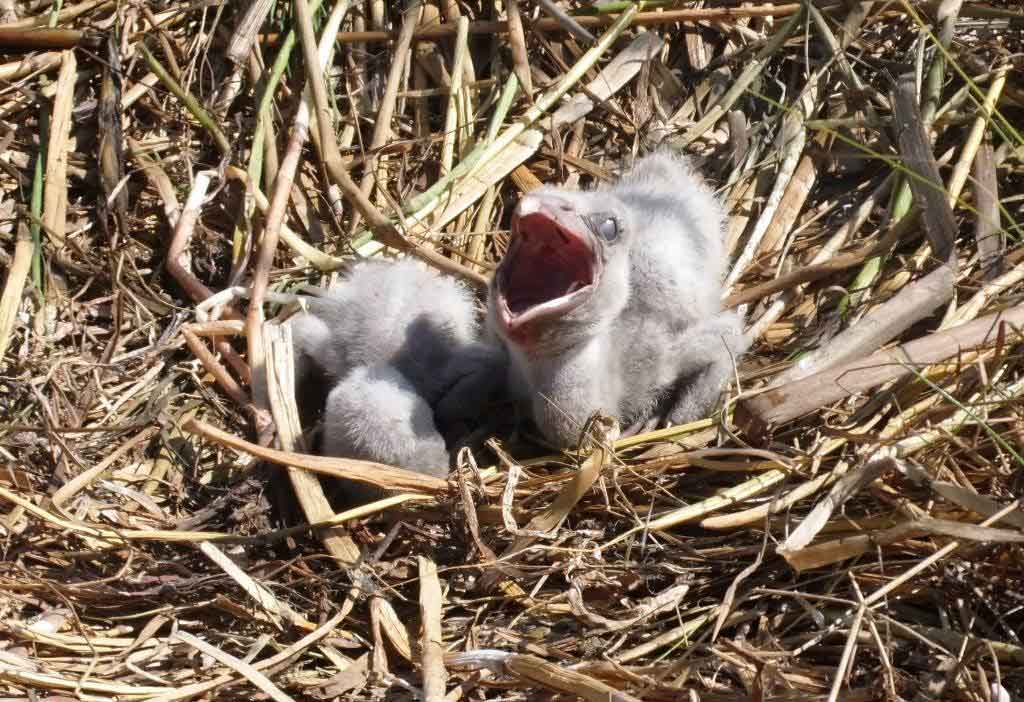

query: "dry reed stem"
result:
(49, 426), (158, 513)
(173, 629), (297, 702)
(505, 0), (532, 100)
(439, 16), (469, 175)
(0, 27), (84, 49)
(748, 173), (898, 340)
(724, 220), (904, 308)
(145, 612), (347, 702)
(945, 64), (1009, 206)
(264, 321), (360, 564)
(485, 416), (617, 588)
(40, 49), (74, 242)
(450, 651), (642, 702)
(0, 0), (110, 29)
(972, 139), (1003, 279)
(0, 223), (32, 363)
(223, 165), (346, 270)
(409, 26), (657, 241)
(738, 303), (1024, 433)
(127, 137), (181, 226)
(0, 50), (61, 80)
(676, 8), (803, 149)
(536, 0), (596, 44)
(418, 556), (447, 702)
(725, 89), (811, 289)
(183, 417), (450, 493)
(198, 539), (313, 631)
(0, 484), (241, 544)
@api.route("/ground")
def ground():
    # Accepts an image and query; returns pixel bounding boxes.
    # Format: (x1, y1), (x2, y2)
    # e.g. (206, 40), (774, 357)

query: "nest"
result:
(1, 1), (1023, 700)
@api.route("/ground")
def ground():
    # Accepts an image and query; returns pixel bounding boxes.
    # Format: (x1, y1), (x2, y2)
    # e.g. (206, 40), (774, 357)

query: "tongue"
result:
(504, 229), (592, 315)
(507, 249), (581, 313)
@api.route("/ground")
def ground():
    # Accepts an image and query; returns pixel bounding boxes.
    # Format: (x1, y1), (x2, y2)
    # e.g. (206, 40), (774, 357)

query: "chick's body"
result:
(489, 150), (748, 447)
(290, 259), (501, 477)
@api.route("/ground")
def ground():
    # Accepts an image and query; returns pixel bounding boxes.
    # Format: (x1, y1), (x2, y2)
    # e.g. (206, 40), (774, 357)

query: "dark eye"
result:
(589, 215), (619, 242)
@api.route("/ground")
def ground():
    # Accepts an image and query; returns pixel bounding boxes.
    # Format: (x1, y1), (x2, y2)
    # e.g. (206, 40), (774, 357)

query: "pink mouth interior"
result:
(502, 213), (594, 317)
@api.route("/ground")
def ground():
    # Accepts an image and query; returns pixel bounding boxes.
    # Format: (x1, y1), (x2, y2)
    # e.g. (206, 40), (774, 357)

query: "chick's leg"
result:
(323, 363), (451, 478)
(659, 311), (749, 427)
(433, 343), (508, 442)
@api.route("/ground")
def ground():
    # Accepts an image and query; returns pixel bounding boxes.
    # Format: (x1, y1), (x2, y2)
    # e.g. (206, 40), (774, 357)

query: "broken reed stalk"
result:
(128, 137), (181, 227)
(676, 8), (803, 148)
(143, 613), (347, 702)
(724, 88), (811, 289)
(263, 321), (361, 565)
(248, 0), (325, 180)
(920, 0), (963, 128)
(225, 166), (346, 270)
(0, 0), (110, 29)
(784, 499), (1024, 658)
(0, 27), (84, 50)
(183, 417), (449, 493)
(972, 139), (1003, 279)
(536, 0), (596, 43)
(29, 94), (48, 286)
(49, 427), (158, 513)
(288, 0), (1015, 47)
(746, 170), (896, 339)
(197, 540), (313, 631)
(174, 629), (301, 701)
(483, 417), (618, 590)
(140, 5), (182, 81)
(394, 71), (519, 219)
(945, 63), (1009, 207)
(736, 303), (1024, 434)
(896, 69), (964, 227)
(449, 651), (642, 702)
(354, 8), (642, 279)
(842, 0), (963, 313)
(97, 33), (129, 246)
(439, 16), (469, 174)
(165, 172), (253, 397)
(0, 51), (62, 81)
(211, 0), (275, 115)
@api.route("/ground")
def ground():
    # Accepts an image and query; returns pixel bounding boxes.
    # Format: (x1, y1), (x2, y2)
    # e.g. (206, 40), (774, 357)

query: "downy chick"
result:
(487, 149), (748, 448)
(290, 258), (503, 479)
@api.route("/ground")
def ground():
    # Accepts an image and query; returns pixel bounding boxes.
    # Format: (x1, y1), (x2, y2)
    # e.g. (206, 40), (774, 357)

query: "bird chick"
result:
(290, 259), (503, 482)
(487, 149), (748, 448)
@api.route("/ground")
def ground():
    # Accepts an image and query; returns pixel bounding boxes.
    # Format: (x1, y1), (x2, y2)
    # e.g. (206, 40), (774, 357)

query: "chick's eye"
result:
(594, 216), (619, 241)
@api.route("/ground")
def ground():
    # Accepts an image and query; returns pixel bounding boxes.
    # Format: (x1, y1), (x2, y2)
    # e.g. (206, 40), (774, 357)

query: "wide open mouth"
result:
(496, 209), (599, 330)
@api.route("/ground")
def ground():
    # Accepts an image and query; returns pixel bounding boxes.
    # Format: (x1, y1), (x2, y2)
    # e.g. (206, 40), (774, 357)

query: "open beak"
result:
(495, 194), (600, 332)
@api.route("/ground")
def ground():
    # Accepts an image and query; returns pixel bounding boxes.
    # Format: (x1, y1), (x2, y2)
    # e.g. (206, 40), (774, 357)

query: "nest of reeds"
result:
(1, 1), (1023, 700)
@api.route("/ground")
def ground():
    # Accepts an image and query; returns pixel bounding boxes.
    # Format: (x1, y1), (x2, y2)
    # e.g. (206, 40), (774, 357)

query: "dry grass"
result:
(2, 1), (1024, 700)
